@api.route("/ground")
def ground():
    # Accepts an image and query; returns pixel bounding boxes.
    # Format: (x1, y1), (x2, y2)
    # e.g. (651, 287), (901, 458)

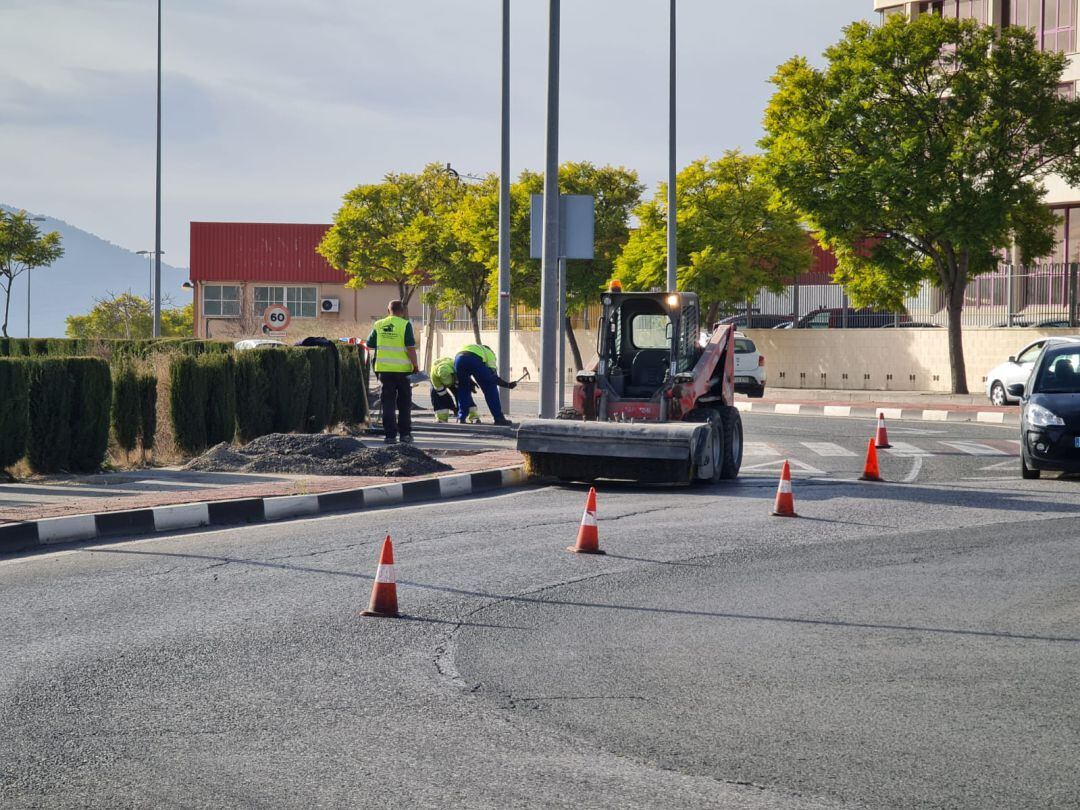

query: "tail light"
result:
(758, 355), (766, 366)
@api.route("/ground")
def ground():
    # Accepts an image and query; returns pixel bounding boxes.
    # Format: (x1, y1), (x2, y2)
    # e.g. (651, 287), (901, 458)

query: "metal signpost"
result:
(530, 193), (595, 410)
(497, 0), (512, 415)
(538, 0), (561, 420)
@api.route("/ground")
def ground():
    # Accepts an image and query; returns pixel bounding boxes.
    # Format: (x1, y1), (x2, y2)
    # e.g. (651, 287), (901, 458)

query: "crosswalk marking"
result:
(886, 441), (932, 456)
(939, 441), (1008, 456)
(743, 442), (780, 457)
(800, 442), (857, 457)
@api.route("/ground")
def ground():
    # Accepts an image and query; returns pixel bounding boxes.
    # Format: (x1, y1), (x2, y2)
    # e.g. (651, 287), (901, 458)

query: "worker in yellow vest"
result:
(454, 344), (516, 425)
(428, 356), (458, 422)
(366, 300), (419, 444)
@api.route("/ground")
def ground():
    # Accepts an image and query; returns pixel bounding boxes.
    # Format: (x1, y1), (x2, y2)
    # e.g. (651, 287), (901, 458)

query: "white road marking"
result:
(940, 441), (1008, 456)
(800, 442), (857, 457)
(743, 442), (780, 457)
(741, 458), (826, 476)
(887, 426), (947, 435)
(979, 459), (1019, 471)
(903, 456), (924, 483)
(886, 441), (932, 456)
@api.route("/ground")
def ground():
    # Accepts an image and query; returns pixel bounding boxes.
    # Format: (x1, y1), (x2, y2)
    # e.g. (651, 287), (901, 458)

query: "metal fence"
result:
(743, 263), (1079, 328)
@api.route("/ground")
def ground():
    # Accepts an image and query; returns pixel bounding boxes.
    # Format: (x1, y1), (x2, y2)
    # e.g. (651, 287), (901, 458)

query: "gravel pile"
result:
(183, 433), (451, 477)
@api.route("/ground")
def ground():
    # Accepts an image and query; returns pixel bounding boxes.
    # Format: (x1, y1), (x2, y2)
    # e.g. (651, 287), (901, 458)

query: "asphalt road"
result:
(1, 413), (1078, 809)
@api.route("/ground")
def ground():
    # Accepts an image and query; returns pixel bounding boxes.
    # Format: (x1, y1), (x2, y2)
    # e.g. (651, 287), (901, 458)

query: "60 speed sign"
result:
(263, 304), (291, 331)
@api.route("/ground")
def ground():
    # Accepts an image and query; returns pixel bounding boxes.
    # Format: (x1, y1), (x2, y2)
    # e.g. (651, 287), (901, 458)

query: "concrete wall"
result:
(743, 327), (1080, 393)
(429, 328), (598, 383)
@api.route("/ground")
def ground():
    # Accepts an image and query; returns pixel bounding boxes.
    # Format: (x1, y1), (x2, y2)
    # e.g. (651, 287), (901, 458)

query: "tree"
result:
(0, 210), (63, 338)
(65, 293), (193, 339)
(615, 152), (812, 324)
(514, 163), (644, 368)
(760, 15), (1080, 393)
(319, 163), (464, 310)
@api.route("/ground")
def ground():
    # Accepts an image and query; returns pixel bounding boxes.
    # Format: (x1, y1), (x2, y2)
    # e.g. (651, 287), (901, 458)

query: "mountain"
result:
(1, 204), (189, 338)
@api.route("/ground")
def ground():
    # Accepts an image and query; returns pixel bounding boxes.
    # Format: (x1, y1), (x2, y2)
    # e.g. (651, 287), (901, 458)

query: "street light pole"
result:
(497, 0), (512, 415)
(666, 0), (677, 293)
(153, 0), (163, 337)
(25, 215), (45, 338)
(539, 0), (560, 419)
(137, 250), (165, 306)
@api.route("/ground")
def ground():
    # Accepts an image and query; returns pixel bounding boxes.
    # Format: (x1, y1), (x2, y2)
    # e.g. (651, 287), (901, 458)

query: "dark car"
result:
(796, 307), (910, 329)
(1010, 337), (1080, 479)
(714, 314), (793, 329)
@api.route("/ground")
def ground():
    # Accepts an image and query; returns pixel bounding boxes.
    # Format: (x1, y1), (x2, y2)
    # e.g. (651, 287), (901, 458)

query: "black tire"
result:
(990, 381), (1007, 407)
(685, 408), (723, 484)
(718, 405), (743, 480)
(1021, 448), (1041, 480)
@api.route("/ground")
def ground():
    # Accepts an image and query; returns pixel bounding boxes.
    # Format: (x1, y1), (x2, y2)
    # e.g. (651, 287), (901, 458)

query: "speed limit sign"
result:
(263, 304), (291, 331)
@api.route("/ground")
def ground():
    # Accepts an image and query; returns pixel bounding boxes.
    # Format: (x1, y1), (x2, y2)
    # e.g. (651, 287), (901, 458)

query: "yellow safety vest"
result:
(373, 316), (413, 372)
(430, 357), (456, 391)
(460, 344), (497, 370)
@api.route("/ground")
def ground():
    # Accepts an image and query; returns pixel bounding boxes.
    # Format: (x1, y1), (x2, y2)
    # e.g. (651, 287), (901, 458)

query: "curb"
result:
(734, 401), (1018, 426)
(0, 465), (528, 557)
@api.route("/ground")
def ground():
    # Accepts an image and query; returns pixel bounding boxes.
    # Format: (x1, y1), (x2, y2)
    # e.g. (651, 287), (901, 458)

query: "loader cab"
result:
(597, 290), (699, 400)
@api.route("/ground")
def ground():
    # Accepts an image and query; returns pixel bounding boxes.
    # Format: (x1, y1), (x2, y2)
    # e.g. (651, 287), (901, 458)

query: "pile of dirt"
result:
(183, 434), (452, 477)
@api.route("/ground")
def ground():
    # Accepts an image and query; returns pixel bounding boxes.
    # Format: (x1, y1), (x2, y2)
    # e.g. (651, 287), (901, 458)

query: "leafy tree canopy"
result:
(760, 15), (1080, 392)
(615, 151), (811, 319)
(0, 210), (63, 338)
(65, 294), (192, 340)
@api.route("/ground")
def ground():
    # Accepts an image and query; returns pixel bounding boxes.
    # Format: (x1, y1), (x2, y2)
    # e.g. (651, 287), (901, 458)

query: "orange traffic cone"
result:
(568, 487), (605, 554)
(860, 439), (883, 482)
(361, 535), (399, 617)
(875, 412), (891, 449)
(771, 460), (798, 517)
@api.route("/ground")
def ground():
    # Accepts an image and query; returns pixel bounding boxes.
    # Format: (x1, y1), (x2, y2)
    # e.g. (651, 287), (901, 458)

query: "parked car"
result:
(1011, 337), (1080, 478)
(878, 321), (942, 328)
(733, 331), (765, 398)
(714, 314), (793, 330)
(796, 307), (910, 329)
(234, 338), (286, 350)
(985, 339), (1051, 406)
(1033, 319), (1075, 328)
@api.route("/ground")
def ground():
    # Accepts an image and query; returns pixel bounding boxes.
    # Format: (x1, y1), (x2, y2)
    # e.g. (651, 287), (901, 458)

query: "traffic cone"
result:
(874, 412), (891, 449)
(361, 535), (399, 617)
(568, 487), (605, 554)
(860, 439), (883, 482)
(771, 460), (798, 517)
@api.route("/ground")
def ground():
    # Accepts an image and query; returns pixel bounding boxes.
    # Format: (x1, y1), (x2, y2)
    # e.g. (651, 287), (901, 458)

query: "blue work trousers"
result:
(454, 352), (505, 422)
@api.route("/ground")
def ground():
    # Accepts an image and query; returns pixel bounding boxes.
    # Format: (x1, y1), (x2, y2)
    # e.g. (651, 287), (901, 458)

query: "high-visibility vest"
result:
(460, 344), (497, 370)
(372, 316), (413, 372)
(430, 357), (456, 391)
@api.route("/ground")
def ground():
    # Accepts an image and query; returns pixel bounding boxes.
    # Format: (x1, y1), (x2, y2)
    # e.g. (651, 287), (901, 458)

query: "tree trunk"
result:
(422, 300), (437, 372)
(565, 315), (584, 371)
(469, 307), (482, 345)
(704, 301), (720, 330)
(1, 277), (11, 338)
(946, 281), (968, 395)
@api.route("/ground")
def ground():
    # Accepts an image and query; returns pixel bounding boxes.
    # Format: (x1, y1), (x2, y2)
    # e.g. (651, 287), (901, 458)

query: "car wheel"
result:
(1021, 448), (1041, 480)
(990, 381), (1007, 407)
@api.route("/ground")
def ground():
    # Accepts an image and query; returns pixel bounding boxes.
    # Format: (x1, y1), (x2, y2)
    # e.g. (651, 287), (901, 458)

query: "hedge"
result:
(139, 373), (157, 452)
(339, 346), (368, 424)
(112, 364), (141, 454)
(0, 358), (30, 469)
(303, 347), (335, 432)
(27, 359), (73, 473)
(0, 337), (234, 361)
(202, 353), (236, 446)
(169, 355), (208, 454)
(235, 350), (273, 442)
(67, 358), (113, 472)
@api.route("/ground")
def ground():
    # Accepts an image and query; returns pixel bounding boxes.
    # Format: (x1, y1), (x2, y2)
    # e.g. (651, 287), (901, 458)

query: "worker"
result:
(454, 343), (516, 426)
(429, 356), (458, 422)
(366, 300), (419, 444)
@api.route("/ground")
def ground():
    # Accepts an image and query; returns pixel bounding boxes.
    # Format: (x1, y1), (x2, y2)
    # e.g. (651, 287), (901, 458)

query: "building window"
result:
(286, 286), (318, 318)
(1058, 81), (1076, 99)
(202, 285), (240, 317)
(254, 286), (317, 318)
(1008, 0), (1075, 53)
(880, 5), (907, 23)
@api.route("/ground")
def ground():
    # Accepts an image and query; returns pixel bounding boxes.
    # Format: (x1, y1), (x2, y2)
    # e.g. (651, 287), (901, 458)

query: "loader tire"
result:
(718, 405), (743, 480)
(685, 408), (723, 485)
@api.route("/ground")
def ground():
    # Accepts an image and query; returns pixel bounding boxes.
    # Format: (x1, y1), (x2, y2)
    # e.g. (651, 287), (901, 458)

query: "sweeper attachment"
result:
(516, 287), (743, 484)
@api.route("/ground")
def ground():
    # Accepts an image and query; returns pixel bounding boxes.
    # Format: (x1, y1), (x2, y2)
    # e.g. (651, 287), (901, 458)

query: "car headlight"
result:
(1028, 403), (1065, 428)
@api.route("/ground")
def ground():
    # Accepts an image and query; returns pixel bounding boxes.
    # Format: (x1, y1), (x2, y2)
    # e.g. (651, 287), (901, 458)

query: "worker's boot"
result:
(435, 410), (450, 423)
(493, 417), (513, 427)
(467, 408), (481, 424)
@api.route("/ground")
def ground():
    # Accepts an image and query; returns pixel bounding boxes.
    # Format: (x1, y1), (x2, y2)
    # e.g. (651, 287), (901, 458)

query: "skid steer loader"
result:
(516, 286), (743, 484)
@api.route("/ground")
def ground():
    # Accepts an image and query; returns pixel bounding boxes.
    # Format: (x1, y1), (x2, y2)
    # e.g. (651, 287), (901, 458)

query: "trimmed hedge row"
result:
(0, 337), (233, 360)
(169, 354), (238, 454)
(0, 359), (30, 469)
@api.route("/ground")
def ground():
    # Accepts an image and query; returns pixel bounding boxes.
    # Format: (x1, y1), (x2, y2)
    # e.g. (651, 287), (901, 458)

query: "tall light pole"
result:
(667, 0), (677, 293)
(25, 215), (46, 338)
(153, 0), (163, 337)
(497, 0), (512, 415)
(538, 0), (560, 419)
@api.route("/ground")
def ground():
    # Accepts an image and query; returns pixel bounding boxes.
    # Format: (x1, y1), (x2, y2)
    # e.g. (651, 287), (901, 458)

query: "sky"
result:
(0, 0), (869, 269)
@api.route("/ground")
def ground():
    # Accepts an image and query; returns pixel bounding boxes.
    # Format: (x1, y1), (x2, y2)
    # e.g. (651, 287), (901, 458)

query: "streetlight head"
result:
(137, 250), (150, 255)
(182, 281), (194, 290)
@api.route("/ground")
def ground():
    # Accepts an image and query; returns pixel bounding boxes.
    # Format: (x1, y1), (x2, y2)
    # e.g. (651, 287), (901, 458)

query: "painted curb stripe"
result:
(774, 403), (801, 415)
(363, 483), (405, 507)
(438, 474), (473, 498)
(263, 494), (320, 521)
(402, 478), (441, 503)
(0, 522), (39, 554)
(471, 469), (504, 491)
(316, 489), (365, 513)
(879, 408), (904, 420)
(977, 411), (1006, 424)
(36, 514), (98, 545)
(207, 498), (265, 526)
(822, 405), (851, 417)
(153, 503), (210, 532)
(96, 509), (156, 537)
(921, 409), (950, 421)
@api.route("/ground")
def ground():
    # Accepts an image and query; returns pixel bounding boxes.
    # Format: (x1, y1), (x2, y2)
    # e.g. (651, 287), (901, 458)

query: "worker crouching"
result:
(429, 356), (457, 423)
(453, 344), (516, 425)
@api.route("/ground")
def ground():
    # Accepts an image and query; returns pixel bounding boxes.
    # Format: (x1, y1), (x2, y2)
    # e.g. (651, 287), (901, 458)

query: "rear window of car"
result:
(735, 338), (756, 354)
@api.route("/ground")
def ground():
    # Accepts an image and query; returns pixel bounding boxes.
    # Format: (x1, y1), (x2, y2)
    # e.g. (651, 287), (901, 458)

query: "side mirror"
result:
(1008, 356), (1017, 364)
(673, 372), (694, 384)
(1007, 383), (1025, 398)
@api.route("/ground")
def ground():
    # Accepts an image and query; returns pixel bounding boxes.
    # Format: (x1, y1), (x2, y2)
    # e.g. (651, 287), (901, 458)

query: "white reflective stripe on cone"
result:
(778, 480), (792, 494)
(581, 511), (597, 527)
(375, 563), (396, 584)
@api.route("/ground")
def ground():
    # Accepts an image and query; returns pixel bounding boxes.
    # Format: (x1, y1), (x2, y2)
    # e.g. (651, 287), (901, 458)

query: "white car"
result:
(985, 339), (1052, 405)
(234, 338), (286, 351)
(734, 331), (765, 398)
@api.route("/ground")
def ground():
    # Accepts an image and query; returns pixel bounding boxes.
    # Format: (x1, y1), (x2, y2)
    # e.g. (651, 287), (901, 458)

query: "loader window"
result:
(630, 314), (670, 349)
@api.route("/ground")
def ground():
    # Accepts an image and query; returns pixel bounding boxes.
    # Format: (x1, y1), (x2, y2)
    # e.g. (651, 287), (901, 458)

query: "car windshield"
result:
(1034, 349), (1080, 394)
(735, 338), (756, 354)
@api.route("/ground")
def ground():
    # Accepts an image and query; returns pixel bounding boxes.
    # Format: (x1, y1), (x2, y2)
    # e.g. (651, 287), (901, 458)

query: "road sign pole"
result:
(539, 0), (560, 419)
(153, 0), (163, 337)
(558, 257), (567, 409)
(497, 0), (512, 415)
(666, 0), (677, 294)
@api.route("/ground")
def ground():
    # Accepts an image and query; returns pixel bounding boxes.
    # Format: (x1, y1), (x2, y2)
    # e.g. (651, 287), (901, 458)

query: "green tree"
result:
(760, 15), (1080, 393)
(514, 163), (644, 368)
(65, 294), (192, 339)
(0, 210), (63, 338)
(616, 152), (812, 324)
(319, 163), (463, 310)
